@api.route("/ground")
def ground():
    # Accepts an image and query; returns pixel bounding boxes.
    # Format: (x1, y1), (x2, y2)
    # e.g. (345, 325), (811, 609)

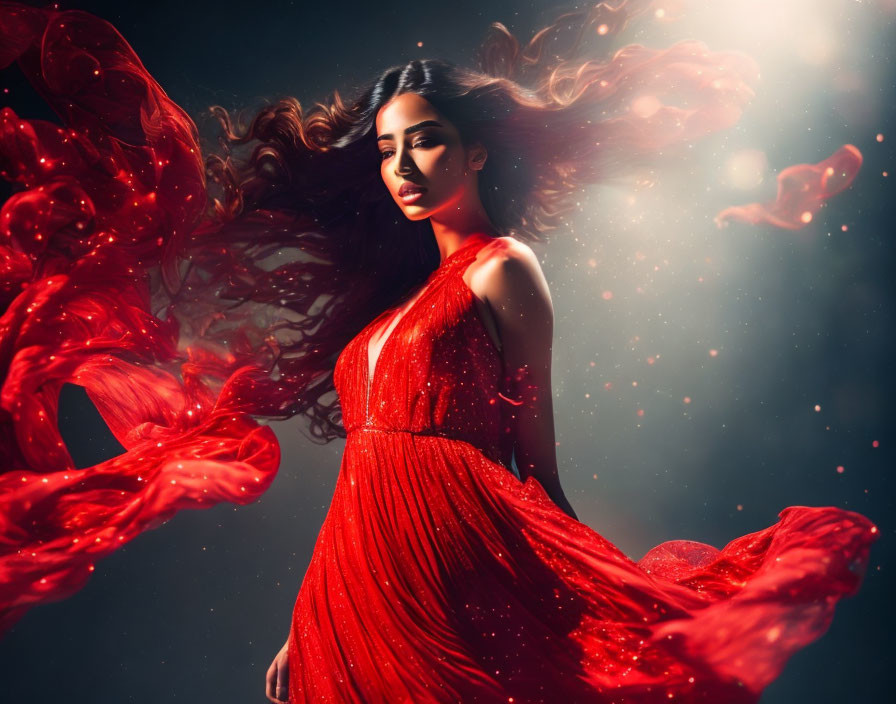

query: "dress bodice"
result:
(334, 233), (515, 469)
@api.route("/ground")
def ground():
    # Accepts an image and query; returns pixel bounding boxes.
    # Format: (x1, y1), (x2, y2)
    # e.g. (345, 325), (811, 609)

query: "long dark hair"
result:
(0, 0), (763, 633)
(185, 2), (757, 443)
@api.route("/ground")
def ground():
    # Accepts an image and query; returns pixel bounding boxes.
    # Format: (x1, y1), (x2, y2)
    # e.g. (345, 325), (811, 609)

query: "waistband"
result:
(347, 425), (514, 472)
(346, 425), (457, 439)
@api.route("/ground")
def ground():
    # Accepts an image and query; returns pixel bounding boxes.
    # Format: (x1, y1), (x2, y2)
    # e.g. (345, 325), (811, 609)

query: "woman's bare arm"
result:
(479, 240), (578, 521)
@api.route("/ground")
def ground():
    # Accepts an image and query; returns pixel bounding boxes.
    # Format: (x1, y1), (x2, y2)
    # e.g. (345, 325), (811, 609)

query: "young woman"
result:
(0, 3), (877, 703)
(253, 64), (877, 703)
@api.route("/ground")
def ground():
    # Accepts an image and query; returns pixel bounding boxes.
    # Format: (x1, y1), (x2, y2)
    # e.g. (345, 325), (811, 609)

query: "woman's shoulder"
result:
(480, 235), (538, 267)
(478, 236), (544, 280)
(468, 235), (550, 303)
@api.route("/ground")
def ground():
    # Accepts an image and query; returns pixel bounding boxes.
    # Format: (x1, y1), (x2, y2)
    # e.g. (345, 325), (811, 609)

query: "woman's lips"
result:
(399, 188), (427, 205)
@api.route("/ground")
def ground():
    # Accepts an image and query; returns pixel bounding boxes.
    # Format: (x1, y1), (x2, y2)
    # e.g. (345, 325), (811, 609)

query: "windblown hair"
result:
(186, 0), (754, 442)
(0, 0), (761, 628)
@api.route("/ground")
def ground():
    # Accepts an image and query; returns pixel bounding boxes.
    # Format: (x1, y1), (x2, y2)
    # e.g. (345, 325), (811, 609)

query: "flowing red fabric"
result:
(287, 233), (878, 703)
(0, 3), (280, 633)
(715, 144), (864, 230)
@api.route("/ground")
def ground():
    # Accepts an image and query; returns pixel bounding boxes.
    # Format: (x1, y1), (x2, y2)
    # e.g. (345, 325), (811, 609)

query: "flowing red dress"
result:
(286, 232), (877, 703)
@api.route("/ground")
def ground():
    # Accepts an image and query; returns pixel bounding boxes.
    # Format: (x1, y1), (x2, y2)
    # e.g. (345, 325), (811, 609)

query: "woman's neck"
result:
(430, 212), (499, 264)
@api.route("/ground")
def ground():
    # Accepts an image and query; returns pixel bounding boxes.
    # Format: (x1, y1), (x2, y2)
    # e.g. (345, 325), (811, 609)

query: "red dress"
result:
(286, 232), (878, 703)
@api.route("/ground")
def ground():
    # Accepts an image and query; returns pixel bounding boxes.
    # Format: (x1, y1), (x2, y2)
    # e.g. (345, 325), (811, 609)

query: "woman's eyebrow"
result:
(376, 120), (443, 142)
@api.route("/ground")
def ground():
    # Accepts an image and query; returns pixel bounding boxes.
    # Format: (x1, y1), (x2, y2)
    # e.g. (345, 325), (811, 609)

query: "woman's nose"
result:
(395, 150), (414, 176)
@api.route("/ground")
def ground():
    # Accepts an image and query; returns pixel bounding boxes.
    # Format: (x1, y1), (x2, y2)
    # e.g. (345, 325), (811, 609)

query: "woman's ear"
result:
(468, 142), (488, 171)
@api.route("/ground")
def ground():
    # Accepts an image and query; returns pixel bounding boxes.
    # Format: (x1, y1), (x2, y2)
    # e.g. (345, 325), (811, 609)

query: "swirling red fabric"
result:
(0, 3), (279, 633)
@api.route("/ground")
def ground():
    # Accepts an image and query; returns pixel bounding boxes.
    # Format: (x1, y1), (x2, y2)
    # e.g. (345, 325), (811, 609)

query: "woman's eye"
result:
(379, 140), (436, 161)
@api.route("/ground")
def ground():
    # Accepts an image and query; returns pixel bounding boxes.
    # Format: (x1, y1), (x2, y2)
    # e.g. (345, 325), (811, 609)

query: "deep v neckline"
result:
(364, 234), (491, 403)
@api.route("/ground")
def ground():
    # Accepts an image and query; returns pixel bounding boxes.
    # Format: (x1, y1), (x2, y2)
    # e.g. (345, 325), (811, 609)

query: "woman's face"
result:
(375, 92), (485, 221)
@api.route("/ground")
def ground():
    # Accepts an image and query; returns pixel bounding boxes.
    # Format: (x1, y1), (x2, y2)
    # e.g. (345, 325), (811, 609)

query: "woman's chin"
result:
(399, 205), (433, 221)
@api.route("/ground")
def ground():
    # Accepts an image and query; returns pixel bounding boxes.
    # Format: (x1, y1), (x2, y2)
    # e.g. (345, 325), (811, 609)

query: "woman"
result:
(258, 63), (877, 703)
(0, 3), (877, 702)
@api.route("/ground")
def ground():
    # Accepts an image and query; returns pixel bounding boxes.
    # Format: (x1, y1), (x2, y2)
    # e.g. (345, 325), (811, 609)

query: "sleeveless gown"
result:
(287, 232), (877, 703)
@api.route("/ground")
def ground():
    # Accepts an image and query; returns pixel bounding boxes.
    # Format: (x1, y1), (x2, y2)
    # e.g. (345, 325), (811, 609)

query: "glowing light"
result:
(631, 95), (662, 119)
(723, 149), (768, 190)
(794, 20), (837, 66)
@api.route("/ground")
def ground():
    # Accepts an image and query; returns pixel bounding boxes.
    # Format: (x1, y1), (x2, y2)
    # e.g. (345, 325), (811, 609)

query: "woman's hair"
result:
(0, 0), (763, 629)
(183, 2), (756, 443)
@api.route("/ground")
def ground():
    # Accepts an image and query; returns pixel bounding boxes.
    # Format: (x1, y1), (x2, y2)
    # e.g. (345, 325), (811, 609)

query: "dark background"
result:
(1, 0), (892, 702)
